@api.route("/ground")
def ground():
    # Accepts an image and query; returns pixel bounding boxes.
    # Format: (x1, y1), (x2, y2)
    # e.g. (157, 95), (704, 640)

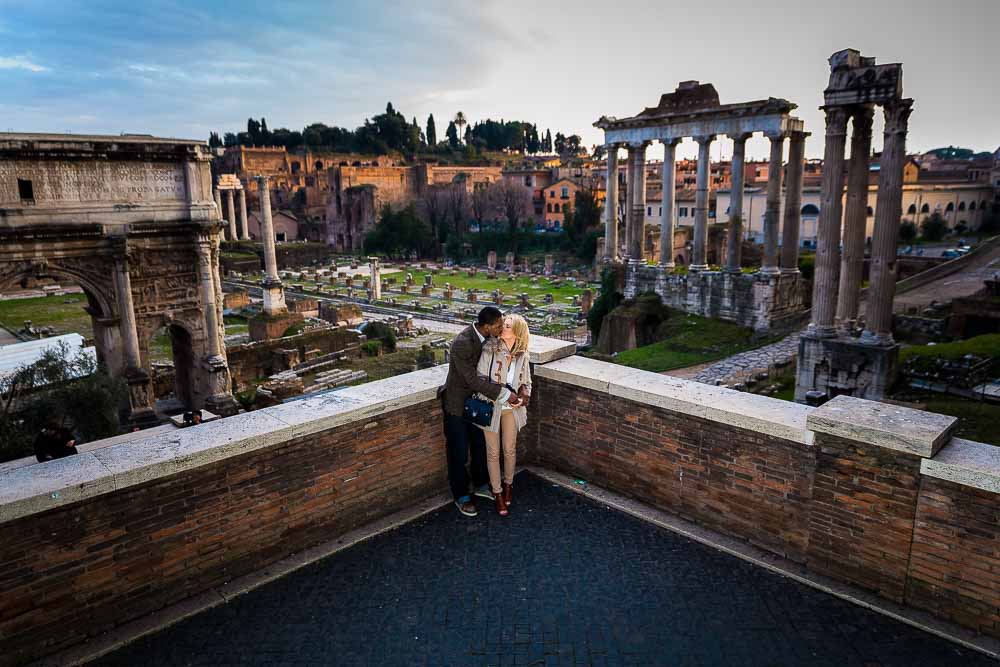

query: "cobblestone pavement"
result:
(96, 473), (993, 667)
(685, 332), (800, 386)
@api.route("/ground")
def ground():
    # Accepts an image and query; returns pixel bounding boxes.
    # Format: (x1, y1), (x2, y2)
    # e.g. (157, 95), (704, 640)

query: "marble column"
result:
(630, 143), (648, 262)
(224, 189), (237, 241)
(807, 107), (850, 337)
(659, 139), (679, 268)
(624, 146), (635, 259)
(257, 176), (287, 315)
(691, 134), (715, 271)
(603, 146), (619, 262)
(195, 239), (224, 362)
(725, 133), (751, 273)
(213, 188), (223, 220)
(780, 131), (808, 273)
(112, 246), (154, 423)
(761, 132), (785, 275)
(238, 188), (249, 240)
(861, 99), (913, 346)
(835, 107), (875, 331)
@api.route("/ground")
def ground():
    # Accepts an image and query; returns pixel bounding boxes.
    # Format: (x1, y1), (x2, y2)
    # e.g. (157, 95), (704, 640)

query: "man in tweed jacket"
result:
(440, 306), (518, 516)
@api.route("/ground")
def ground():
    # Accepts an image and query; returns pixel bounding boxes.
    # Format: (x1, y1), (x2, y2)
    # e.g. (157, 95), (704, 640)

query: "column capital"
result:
(627, 140), (650, 150)
(821, 106), (851, 134)
(883, 98), (914, 135)
(693, 134), (716, 145)
(788, 129), (811, 141)
(256, 175), (269, 187)
(660, 137), (681, 148)
(851, 105), (876, 134)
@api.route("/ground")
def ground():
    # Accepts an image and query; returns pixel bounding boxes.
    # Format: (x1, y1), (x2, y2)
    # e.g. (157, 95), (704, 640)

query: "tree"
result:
(920, 212), (948, 242)
(544, 129), (553, 153)
(421, 188), (449, 243)
(445, 121), (459, 149)
(463, 125), (473, 147)
(364, 204), (434, 258)
(444, 181), (470, 237)
(899, 220), (918, 243)
(208, 132), (222, 148)
(491, 179), (533, 255)
(471, 184), (495, 243)
(591, 144), (607, 161)
(1, 342), (126, 463)
(562, 190), (603, 260)
(454, 112), (467, 144)
(587, 267), (623, 343)
(554, 132), (566, 155)
(426, 113), (437, 147)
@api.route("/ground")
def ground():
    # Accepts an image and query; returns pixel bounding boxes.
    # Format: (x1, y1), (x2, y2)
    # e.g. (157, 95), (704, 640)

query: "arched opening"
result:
(920, 203), (930, 213)
(314, 160), (324, 171)
(866, 206), (874, 216)
(147, 322), (197, 411)
(290, 161), (301, 174)
(958, 201), (966, 211)
(945, 202), (954, 212)
(907, 204), (917, 214)
(801, 204), (819, 216)
(969, 201), (977, 211)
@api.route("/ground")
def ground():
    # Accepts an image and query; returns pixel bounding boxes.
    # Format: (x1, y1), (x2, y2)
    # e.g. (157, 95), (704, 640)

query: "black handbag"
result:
(463, 347), (495, 427)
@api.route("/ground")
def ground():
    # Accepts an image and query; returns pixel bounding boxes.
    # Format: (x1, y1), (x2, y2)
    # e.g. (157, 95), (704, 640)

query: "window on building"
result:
(866, 206), (874, 216)
(315, 161), (324, 171)
(276, 232), (286, 242)
(907, 204), (917, 214)
(647, 207), (652, 216)
(658, 207), (662, 216)
(550, 190), (555, 198)
(959, 201), (966, 211)
(17, 178), (34, 202)
(524, 176), (531, 186)
(920, 203), (930, 213)
(801, 204), (819, 216)
(547, 203), (552, 213)
(561, 186), (569, 198)
(969, 201), (977, 211)
(945, 202), (954, 212)
(679, 207), (688, 217)
(291, 162), (301, 174)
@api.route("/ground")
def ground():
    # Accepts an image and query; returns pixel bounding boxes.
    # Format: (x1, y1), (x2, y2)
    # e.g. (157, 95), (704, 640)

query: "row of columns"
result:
(214, 186), (250, 241)
(808, 99), (913, 344)
(602, 131), (807, 275)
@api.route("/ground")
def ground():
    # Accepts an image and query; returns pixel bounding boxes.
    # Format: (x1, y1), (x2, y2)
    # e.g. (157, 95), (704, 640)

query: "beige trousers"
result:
(484, 410), (517, 494)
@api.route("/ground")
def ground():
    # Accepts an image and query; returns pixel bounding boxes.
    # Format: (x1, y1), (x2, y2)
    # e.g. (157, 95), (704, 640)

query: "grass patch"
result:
(900, 334), (1000, 363)
(0, 292), (92, 337)
(915, 395), (1000, 446)
(609, 310), (762, 373)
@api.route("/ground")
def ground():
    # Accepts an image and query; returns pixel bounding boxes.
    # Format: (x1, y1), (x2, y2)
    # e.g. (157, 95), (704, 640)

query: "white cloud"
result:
(0, 54), (48, 72)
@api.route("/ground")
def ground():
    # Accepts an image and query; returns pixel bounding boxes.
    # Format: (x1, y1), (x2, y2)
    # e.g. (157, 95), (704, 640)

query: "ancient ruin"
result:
(595, 81), (807, 331)
(796, 49), (913, 401)
(214, 173), (248, 241)
(0, 133), (238, 422)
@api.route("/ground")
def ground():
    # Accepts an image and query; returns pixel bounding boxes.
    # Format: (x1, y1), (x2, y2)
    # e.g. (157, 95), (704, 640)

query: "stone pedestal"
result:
(249, 310), (304, 342)
(795, 334), (899, 402)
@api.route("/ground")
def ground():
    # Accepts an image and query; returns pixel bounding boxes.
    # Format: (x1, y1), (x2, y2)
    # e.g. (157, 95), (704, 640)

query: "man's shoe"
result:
(494, 492), (508, 517)
(474, 485), (493, 501)
(502, 483), (513, 507)
(455, 499), (478, 517)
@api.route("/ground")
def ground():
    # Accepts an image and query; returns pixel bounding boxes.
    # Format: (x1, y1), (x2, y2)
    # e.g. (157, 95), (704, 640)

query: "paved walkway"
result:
(666, 332), (800, 386)
(96, 473), (990, 667)
(891, 240), (1000, 313)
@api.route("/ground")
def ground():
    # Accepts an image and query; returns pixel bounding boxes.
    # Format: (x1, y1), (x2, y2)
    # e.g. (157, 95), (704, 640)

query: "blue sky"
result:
(2, 0), (998, 161)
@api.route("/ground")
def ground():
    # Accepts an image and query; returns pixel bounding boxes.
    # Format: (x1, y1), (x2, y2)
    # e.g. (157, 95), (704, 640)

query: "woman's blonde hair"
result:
(505, 314), (530, 357)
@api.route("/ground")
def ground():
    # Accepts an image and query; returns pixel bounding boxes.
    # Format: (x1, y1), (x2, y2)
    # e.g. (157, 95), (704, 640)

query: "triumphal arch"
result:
(0, 133), (238, 424)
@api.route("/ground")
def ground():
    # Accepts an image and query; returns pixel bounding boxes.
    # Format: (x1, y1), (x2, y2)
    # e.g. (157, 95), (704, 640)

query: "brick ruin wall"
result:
(226, 325), (362, 390)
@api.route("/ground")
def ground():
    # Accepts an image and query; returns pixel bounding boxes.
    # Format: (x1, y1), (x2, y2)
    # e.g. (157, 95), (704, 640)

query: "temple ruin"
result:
(0, 133), (239, 423)
(595, 81), (808, 331)
(796, 49), (913, 401)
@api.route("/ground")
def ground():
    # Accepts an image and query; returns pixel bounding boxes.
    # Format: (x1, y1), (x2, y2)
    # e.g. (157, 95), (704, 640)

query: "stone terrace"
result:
(1, 337), (1000, 665)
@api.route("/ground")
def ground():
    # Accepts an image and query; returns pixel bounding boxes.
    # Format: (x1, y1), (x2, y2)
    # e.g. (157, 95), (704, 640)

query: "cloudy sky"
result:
(1, 0), (997, 161)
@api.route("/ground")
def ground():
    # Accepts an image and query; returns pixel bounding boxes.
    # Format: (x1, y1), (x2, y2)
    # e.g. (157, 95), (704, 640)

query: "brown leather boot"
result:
(502, 483), (513, 507)
(494, 491), (508, 516)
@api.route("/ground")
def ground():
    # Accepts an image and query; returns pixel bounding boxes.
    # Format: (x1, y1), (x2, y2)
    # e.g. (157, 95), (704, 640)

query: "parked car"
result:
(941, 249), (961, 259)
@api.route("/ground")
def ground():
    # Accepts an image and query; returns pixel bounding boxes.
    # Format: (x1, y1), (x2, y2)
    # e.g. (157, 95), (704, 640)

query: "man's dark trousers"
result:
(443, 413), (489, 502)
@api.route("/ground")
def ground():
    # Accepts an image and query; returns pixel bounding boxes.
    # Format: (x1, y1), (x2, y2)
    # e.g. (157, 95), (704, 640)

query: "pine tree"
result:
(446, 121), (459, 148)
(426, 114), (437, 146)
(544, 129), (553, 153)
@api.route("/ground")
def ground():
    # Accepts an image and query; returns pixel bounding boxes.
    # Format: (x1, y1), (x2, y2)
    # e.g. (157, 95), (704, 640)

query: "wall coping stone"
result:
(807, 395), (957, 458)
(0, 334), (573, 527)
(535, 355), (815, 446)
(921, 437), (1000, 493)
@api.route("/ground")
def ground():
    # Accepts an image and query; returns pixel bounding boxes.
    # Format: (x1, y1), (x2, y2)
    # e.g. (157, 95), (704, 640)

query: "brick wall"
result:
(807, 434), (923, 602)
(0, 399), (446, 665)
(908, 477), (1000, 636)
(528, 377), (816, 562)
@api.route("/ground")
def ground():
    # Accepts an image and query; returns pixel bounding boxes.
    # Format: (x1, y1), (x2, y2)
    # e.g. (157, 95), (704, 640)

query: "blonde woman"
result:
(475, 314), (531, 516)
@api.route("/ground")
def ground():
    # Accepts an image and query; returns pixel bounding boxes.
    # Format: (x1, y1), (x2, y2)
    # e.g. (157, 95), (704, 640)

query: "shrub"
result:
(899, 220), (918, 243)
(361, 340), (383, 357)
(920, 213), (948, 242)
(363, 320), (397, 352)
(798, 254), (815, 281)
(587, 266), (623, 342)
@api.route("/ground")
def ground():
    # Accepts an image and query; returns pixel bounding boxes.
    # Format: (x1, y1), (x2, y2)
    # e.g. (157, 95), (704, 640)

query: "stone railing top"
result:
(807, 395), (956, 458)
(0, 335), (574, 526)
(921, 437), (1000, 493)
(534, 355), (814, 446)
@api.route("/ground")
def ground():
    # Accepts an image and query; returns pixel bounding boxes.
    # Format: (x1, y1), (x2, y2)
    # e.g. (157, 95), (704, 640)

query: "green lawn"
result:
(917, 395), (1000, 446)
(607, 311), (764, 373)
(900, 334), (1000, 363)
(0, 293), (92, 337)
